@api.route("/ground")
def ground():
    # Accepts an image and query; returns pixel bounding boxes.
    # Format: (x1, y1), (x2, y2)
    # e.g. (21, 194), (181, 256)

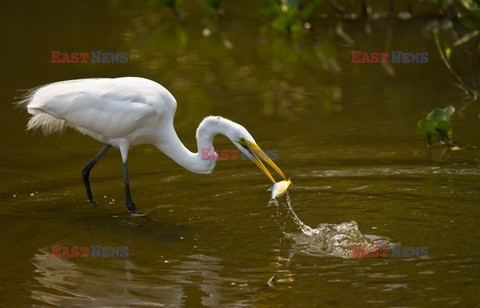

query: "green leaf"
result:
(271, 9), (297, 31)
(443, 106), (455, 120)
(418, 119), (437, 138)
(445, 47), (452, 60)
(435, 120), (452, 138)
(271, 14), (290, 31)
(427, 108), (448, 122)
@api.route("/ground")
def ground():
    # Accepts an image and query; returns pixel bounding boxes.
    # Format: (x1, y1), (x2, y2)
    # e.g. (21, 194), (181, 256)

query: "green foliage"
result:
(150, 0), (184, 18)
(258, 0), (323, 34)
(430, 0), (480, 30)
(199, 0), (222, 16)
(151, 0), (182, 10)
(417, 106), (456, 146)
(427, 0), (479, 100)
(301, 0), (322, 21)
(430, 0), (454, 9)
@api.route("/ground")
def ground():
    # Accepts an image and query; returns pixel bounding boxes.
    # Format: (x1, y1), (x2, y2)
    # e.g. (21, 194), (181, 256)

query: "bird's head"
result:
(221, 119), (286, 184)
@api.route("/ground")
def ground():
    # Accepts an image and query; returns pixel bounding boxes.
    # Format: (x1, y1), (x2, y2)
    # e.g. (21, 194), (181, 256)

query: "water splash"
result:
(271, 193), (391, 258)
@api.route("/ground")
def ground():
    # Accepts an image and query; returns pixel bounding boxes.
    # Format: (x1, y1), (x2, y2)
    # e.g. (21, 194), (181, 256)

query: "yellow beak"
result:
(240, 140), (286, 184)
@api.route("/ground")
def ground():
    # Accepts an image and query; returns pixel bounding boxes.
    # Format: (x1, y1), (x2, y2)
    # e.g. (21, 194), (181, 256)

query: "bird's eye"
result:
(240, 137), (245, 142)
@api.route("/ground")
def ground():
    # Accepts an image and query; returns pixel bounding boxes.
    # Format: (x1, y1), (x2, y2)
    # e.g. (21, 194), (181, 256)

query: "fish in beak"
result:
(270, 178), (292, 199)
(238, 139), (286, 184)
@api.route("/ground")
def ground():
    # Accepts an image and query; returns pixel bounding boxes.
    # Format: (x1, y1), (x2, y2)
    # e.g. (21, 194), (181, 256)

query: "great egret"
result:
(19, 77), (286, 215)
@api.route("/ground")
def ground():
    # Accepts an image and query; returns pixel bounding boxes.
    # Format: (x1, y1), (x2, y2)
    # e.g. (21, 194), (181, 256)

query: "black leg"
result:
(123, 161), (142, 215)
(82, 144), (112, 202)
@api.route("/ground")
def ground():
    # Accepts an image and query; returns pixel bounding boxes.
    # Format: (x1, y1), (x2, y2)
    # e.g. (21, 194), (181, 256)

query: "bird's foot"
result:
(126, 201), (145, 216)
(87, 199), (96, 205)
(131, 212), (146, 217)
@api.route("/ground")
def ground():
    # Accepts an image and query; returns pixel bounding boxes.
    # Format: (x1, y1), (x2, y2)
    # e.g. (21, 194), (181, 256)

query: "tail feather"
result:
(16, 87), (67, 136)
(27, 113), (66, 135)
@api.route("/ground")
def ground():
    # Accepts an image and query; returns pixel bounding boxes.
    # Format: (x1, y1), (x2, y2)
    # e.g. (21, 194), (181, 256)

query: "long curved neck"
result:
(155, 116), (223, 174)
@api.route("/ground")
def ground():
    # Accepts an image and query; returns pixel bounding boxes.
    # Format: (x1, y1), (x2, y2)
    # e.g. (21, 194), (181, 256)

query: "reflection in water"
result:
(428, 146), (450, 163)
(31, 248), (242, 306)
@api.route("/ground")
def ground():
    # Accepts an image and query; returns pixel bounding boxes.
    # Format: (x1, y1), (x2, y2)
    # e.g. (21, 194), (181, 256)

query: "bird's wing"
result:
(38, 96), (159, 138)
(26, 78), (175, 139)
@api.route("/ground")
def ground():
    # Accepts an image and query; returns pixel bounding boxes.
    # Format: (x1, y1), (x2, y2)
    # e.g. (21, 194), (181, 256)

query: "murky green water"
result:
(1, 1), (480, 306)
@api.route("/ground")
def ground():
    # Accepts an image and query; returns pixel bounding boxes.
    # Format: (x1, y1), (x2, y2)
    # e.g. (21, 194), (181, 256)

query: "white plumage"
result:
(25, 77), (175, 142)
(19, 77), (286, 214)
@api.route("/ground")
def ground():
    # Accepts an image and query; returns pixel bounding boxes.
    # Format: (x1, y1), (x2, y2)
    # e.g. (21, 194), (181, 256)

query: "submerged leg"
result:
(82, 144), (112, 202)
(118, 142), (142, 215)
(122, 160), (141, 215)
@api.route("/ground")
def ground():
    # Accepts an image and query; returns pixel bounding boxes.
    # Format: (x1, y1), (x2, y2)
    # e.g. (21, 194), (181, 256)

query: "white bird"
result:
(19, 77), (286, 215)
